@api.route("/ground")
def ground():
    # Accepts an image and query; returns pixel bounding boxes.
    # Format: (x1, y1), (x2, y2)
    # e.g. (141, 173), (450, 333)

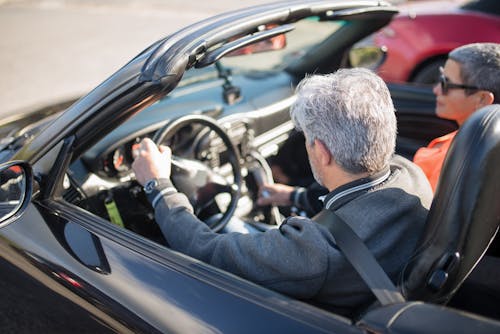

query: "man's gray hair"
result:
(290, 68), (396, 174)
(449, 43), (500, 103)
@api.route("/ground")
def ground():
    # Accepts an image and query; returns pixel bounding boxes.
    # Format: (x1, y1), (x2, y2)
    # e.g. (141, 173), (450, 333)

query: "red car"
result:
(374, 0), (500, 84)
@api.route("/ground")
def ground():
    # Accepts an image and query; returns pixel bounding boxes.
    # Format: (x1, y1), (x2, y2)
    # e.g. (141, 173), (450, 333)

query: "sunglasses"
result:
(439, 67), (479, 95)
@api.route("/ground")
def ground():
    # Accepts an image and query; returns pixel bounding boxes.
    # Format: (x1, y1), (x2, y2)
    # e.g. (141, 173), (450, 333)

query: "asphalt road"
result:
(0, 0), (271, 119)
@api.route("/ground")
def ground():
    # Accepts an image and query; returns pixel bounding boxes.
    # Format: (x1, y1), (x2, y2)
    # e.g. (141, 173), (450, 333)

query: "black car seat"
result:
(399, 104), (500, 304)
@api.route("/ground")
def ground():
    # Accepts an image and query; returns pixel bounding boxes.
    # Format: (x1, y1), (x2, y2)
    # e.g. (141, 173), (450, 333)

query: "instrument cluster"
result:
(102, 138), (142, 178)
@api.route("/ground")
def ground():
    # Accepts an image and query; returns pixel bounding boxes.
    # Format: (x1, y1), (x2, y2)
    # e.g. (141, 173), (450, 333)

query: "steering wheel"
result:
(152, 115), (242, 232)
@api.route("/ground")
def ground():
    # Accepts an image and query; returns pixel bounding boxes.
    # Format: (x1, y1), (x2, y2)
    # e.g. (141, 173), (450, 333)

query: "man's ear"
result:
(314, 139), (331, 166)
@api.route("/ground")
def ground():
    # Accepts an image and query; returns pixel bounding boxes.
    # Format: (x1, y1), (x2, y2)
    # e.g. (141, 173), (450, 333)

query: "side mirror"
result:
(0, 161), (33, 227)
(349, 46), (387, 70)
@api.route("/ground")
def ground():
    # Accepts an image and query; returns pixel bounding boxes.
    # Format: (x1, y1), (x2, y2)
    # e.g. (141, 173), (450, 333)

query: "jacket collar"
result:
(321, 167), (391, 210)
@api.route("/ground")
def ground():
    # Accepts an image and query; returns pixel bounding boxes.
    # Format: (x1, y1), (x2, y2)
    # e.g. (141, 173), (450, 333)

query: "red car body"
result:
(375, 0), (500, 84)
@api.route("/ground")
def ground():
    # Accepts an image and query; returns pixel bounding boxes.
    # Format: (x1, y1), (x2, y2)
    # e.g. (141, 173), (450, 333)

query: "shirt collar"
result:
(320, 167), (391, 210)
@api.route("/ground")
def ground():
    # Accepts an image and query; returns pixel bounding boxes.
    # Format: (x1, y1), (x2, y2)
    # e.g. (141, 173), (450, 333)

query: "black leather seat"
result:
(399, 104), (500, 304)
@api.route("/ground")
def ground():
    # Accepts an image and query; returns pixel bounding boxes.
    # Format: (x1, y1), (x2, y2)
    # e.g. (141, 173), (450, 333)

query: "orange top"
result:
(413, 131), (458, 192)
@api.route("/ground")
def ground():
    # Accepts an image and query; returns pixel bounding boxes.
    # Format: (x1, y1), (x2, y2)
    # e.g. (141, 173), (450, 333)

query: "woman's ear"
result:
(478, 90), (495, 108)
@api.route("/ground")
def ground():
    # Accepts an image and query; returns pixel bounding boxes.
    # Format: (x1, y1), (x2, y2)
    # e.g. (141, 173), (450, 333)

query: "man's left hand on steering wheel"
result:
(132, 115), (242, 232)
(132, 138), (172, 185)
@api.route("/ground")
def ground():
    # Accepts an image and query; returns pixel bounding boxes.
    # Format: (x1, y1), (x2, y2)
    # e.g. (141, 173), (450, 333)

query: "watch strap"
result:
(144, 178), (177, 208)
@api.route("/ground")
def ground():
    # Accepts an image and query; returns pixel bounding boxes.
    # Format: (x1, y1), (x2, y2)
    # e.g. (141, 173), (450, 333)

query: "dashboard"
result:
(62, 69), (299, 238)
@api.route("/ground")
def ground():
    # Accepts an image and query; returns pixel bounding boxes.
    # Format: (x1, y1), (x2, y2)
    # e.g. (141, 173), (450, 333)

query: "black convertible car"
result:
(1, 1), (500, 333)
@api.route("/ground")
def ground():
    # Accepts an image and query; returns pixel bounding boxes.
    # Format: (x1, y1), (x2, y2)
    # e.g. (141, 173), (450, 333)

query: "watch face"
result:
(144, 179), (159, 194)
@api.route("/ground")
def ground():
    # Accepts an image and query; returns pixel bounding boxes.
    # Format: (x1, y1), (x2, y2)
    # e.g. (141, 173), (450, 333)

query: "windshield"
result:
(179, 17), (344, 85)
(221, 18), (344, 71)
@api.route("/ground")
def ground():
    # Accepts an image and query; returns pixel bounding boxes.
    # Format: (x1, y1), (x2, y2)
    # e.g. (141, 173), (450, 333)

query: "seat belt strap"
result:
(313, 209), (405, 305)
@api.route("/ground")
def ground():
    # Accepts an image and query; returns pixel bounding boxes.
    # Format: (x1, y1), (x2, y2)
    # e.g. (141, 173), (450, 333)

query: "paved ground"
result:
(0, 0), (271, 118)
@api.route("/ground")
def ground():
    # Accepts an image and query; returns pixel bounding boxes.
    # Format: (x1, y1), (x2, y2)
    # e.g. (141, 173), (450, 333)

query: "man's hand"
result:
(132, 138), (172, 186)
(257, 183), (295, 206)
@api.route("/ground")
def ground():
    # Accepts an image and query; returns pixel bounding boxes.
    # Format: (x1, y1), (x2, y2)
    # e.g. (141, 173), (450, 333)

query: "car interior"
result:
(44, 10), (500, 325)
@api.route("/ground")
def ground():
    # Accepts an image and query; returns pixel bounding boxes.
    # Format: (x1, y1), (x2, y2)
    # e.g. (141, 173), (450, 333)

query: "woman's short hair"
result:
(449, 43), (500, 103)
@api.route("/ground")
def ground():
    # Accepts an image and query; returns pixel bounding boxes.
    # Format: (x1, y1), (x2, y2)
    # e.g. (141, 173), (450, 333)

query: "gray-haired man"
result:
(132, 68), (433, 315)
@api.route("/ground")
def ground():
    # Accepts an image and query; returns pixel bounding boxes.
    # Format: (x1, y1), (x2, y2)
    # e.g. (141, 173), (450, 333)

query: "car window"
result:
(461, 0), (500, 16)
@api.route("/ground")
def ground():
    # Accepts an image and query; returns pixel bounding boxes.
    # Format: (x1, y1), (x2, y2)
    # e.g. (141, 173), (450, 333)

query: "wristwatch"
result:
(143, 178), (160, 194)
(142, 178), (177, 209)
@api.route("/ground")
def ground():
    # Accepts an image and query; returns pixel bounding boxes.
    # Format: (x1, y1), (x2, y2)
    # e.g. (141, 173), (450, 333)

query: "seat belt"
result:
(313, 209), (405, 305)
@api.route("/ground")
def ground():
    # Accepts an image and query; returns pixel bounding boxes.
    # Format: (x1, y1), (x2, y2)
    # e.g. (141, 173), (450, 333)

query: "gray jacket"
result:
(153, 155), (433, 315)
